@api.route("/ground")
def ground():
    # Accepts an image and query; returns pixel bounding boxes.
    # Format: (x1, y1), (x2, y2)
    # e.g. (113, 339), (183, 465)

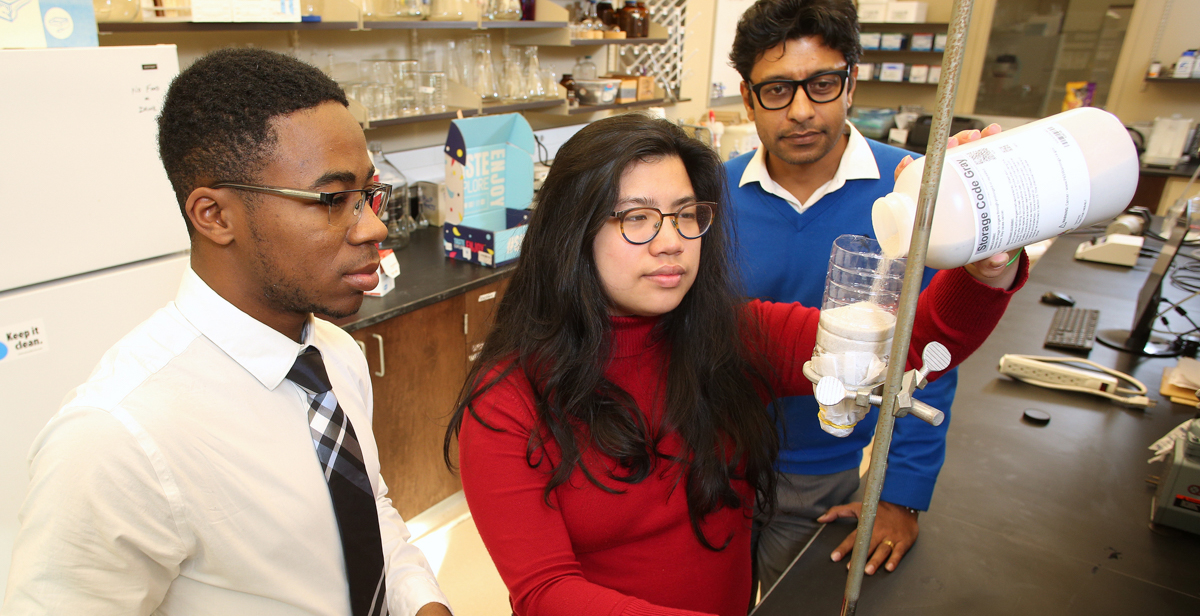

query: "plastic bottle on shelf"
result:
(574, 55), (598, 79)
(871, 107), (1139, 270)
(1174, 50), (1196, 78)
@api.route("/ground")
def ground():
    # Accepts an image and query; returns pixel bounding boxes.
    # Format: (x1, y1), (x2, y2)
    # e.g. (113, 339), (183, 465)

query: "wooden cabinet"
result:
(350, 277), (508, 519)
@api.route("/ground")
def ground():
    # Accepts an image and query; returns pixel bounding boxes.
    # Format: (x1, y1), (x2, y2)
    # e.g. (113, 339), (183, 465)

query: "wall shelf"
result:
(857, 80), (938, 86)
(863, 49), (945, 56)
(568, 37), (668, 46)
(1145, 77), (1200, 83)
(859, 22), (949, 32)
(98, 19), (568, 33)
(566, 97), (667, 115)
(364, 99), (567, 128)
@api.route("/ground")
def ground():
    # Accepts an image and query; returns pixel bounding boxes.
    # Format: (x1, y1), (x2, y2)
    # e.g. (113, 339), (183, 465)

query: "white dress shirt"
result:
(738, 122), (881, 214)
(2, 268), (449, 616)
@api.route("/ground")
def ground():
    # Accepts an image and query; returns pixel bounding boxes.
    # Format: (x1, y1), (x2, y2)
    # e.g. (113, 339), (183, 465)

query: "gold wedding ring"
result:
(882, 540), (895, 549)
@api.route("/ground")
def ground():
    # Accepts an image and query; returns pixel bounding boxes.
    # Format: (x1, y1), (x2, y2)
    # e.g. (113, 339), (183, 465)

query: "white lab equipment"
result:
(872, 107), (1138, 269)
(0, 45), (190, 594)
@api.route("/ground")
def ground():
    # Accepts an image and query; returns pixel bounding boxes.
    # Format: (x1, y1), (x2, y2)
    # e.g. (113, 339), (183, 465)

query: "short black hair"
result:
(157, 47), (349, 234)
(729, 0), (862, 82)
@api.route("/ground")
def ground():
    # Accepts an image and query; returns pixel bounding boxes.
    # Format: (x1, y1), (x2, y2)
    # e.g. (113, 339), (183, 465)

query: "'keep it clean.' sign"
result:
(0, 319), (49, 362)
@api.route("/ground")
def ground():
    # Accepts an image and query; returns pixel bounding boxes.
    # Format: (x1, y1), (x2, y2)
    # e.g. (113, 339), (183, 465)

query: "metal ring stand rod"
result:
(838, 0), (975, 613)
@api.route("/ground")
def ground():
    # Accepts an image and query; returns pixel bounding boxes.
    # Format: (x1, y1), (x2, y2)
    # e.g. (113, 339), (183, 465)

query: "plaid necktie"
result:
(288, 346), (388, 616)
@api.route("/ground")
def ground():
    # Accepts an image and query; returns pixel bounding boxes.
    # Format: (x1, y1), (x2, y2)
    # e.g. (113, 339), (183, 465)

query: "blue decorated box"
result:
(442, 113), (535, 268)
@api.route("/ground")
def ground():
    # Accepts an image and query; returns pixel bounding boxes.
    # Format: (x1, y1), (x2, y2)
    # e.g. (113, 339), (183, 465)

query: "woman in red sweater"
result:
(445, 115), (1026, 616)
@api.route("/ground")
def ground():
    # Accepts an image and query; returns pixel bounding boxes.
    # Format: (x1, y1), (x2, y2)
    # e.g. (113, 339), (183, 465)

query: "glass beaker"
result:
(428, 0), (463, 20)
(485, 0), (521, 21)
(417, 71), (447, 114)
(396, 0), (424, 19)
(395, 60), (421, 116)
(361, 0), (398, 19)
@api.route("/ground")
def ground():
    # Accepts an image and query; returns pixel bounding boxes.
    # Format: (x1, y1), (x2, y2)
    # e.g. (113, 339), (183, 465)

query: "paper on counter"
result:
(1167, 357), (1200, 390)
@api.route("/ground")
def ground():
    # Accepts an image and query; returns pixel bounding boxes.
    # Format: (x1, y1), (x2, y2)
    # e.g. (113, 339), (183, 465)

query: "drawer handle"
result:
(371, 333), (385, 377)
(357, 340), (367, 356)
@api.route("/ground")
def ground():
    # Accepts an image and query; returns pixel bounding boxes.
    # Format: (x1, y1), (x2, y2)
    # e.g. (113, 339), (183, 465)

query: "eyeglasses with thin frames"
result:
(609, 202), (715, 245)
(210, 182), (392, 228)
(747, 69), (852, 110)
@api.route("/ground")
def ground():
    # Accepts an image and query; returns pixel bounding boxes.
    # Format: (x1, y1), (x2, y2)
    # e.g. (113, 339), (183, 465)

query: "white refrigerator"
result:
(0, 45), (190, 594)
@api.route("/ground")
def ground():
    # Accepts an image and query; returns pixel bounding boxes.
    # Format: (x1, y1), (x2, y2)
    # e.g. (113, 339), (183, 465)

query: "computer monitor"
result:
(1096, 203), (1195, 357)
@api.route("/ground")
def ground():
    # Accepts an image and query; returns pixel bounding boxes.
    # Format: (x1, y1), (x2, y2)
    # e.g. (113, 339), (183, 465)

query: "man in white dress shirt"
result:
(2, 49), (452, 616)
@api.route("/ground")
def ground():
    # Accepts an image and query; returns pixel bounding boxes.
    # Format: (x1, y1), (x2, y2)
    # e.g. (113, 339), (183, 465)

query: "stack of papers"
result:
(1159, 357), (1200, 406)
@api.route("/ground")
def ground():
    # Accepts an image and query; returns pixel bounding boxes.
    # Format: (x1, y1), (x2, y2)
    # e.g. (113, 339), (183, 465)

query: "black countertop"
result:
(331, 227), (514, 333)
(753, 235), (1200, 615)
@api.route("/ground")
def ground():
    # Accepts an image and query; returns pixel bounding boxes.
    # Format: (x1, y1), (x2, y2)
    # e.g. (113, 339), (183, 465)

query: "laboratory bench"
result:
(753, 234), (1200, 615)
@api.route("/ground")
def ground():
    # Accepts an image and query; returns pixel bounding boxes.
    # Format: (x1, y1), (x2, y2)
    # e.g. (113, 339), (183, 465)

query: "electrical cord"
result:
(1001, 354), (1154, 408)
(532, 134), (551, 165)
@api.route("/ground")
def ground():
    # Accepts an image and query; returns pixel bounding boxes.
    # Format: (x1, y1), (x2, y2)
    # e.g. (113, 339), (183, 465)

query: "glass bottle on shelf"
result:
(619, 0), (645, 37)
(635, 0), (650, 37)
(520, 0), (535, 20)
(595, 0), (615, 27)
(370, 142), (412, 250)
(560, 73), (578, 108)
(573, 55), (598, 80)
(583, 0), (603, 36)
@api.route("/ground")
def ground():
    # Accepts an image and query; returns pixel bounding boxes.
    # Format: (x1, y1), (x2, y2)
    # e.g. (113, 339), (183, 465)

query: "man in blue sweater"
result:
(725, 0), (999, 593)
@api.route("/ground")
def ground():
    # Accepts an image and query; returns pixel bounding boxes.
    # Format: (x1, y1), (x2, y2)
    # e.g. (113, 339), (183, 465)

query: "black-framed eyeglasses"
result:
(609, 202), (715, 245)
(747, 69), (852, 110)
(210, 182), (392, 228)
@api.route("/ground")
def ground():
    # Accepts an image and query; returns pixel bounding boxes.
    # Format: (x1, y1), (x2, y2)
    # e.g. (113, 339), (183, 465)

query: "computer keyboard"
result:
(1044, 307), (1100, 352)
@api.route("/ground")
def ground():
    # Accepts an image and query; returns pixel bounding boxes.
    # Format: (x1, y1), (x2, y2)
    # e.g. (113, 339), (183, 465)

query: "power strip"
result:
(998, 355), (1119, 392)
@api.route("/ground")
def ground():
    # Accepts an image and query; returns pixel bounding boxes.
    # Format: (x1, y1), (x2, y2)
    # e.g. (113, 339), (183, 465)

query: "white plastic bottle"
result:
(872, 107), (1139, 269)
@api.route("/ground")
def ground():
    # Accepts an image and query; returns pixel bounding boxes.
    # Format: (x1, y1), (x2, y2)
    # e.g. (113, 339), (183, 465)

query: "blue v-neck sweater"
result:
(725, 139), (956, 510)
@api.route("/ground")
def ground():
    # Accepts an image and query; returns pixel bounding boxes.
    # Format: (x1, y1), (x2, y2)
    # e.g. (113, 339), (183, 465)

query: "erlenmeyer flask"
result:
(472, 34), (501, 101)
(501, 45), (528, 103)
(524, 46), (546, 99)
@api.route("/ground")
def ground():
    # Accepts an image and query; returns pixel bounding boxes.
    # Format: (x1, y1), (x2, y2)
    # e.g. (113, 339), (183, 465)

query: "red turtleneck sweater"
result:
(458, 263), (1026, 616)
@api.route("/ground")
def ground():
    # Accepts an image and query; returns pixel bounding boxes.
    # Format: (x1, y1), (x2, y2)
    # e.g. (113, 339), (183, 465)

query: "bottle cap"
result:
(872, 191), (916, 259)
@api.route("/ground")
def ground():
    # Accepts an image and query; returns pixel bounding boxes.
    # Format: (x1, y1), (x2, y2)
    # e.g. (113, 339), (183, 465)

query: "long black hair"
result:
(445, 114), (779, 549)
